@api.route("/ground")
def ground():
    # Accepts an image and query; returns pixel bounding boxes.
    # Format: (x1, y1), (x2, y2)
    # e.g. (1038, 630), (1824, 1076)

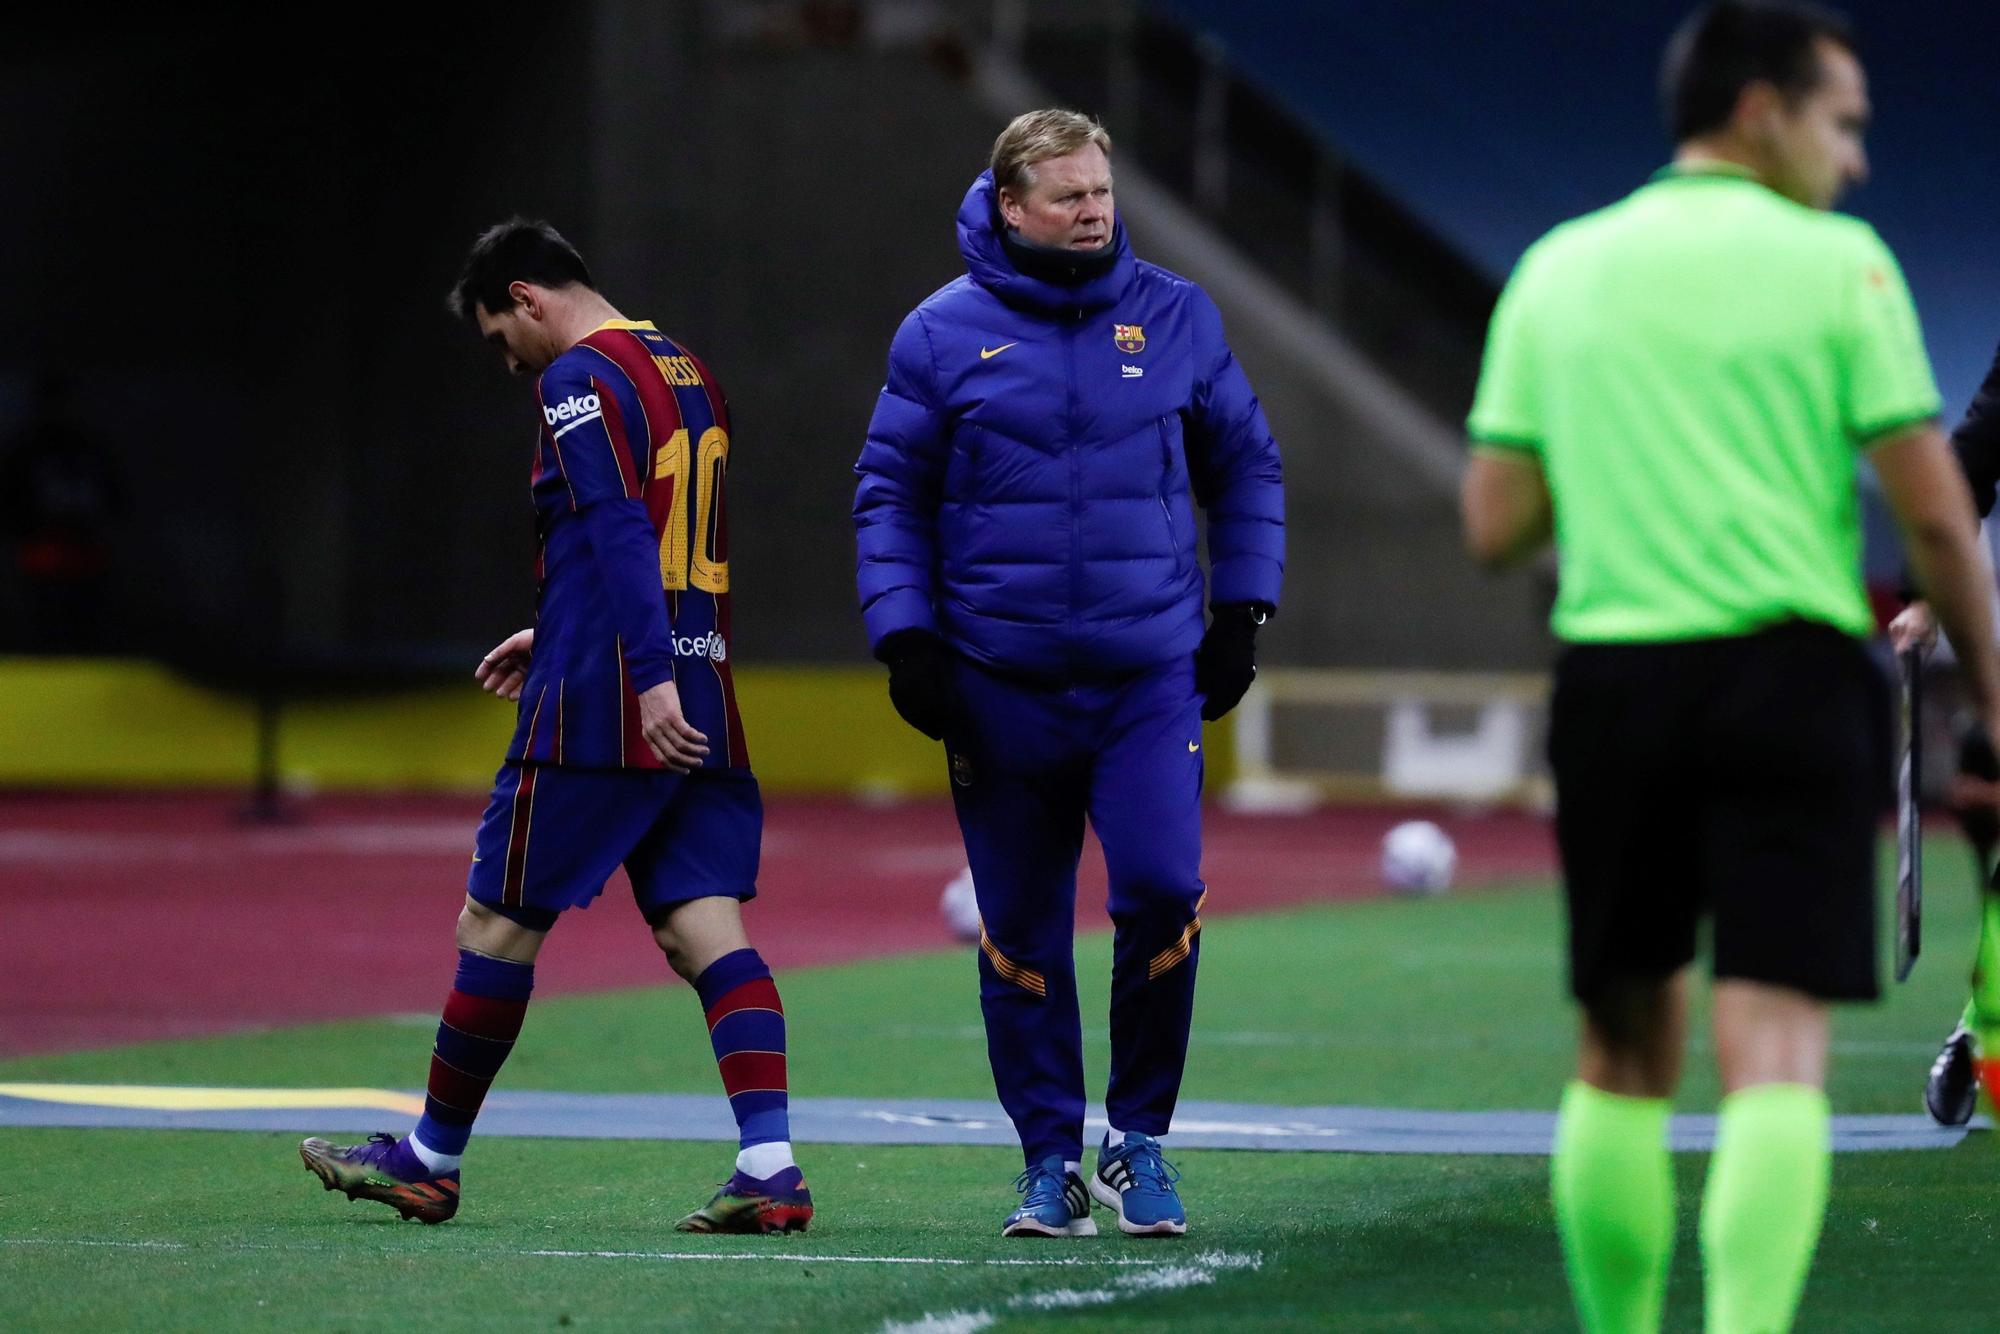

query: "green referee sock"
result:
(1972, 893), (2000, 1109)
(1969, 892), (2000, 1034)
(1552, 1081), (1674, 1333)
(1699, 1083), (1830, 1334)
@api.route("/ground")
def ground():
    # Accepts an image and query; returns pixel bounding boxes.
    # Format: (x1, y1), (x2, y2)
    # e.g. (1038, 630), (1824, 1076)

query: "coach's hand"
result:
(878, 629), (957, 741)
(1196, 604), (1263, 722)
(637, 679), (711, 772)
(475, 628), (535, 701)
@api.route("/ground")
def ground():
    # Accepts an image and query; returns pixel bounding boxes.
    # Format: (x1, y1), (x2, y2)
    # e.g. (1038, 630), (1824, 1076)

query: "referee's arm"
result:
(1874, 422), (2000, 727)
(1460, 448), (1551, 569)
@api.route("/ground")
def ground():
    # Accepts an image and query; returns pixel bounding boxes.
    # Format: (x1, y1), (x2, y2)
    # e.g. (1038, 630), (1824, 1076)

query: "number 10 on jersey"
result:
(653, 426), (729, 594)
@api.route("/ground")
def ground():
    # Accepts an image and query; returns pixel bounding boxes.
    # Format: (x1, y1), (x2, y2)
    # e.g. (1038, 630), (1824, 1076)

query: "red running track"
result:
(0, 793), (1555, 1057)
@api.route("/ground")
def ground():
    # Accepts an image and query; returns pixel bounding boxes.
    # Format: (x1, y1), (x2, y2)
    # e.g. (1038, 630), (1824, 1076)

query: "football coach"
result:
(852, 109), (1284, 1238)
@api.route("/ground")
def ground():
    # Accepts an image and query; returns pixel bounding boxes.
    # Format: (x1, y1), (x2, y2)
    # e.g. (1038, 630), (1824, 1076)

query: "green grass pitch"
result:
(4, 841), (1996, 1331)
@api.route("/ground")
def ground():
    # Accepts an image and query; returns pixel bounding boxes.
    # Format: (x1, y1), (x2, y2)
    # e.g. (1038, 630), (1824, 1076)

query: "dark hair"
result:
(446, 218), (594, 320)
(1662, 1), (1856, 142)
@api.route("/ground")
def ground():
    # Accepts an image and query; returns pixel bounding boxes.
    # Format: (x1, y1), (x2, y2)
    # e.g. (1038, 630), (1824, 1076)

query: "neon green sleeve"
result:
(1467, 251), (1546, 455)
(1840, 226), (1941, 446)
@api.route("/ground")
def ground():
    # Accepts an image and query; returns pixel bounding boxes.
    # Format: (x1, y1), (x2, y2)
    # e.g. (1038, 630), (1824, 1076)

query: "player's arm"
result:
(1890, 341), (2000, 652)
(1184, 290), (1284, 614)
(1873, 424), (2000, 733)
(853, 311), (952, 655)
(1461, 447), (1552, 568)
(577, 504), (710, 770)
(539, 360), (707, 770)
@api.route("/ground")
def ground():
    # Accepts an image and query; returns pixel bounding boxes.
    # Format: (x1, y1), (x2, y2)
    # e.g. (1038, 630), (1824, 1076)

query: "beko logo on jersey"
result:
(673, 631), (728, 662)
(542, 393), (601, 426)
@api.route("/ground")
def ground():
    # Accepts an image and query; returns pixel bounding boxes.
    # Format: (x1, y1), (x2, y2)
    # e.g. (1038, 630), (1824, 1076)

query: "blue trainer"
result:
(1002, 1155), (1097, 1237)
(1089, 1132), (1186, 1236)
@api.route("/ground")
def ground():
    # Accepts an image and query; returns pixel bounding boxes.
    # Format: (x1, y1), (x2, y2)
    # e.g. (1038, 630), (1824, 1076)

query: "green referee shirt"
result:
(1468, 162), (1941, 644)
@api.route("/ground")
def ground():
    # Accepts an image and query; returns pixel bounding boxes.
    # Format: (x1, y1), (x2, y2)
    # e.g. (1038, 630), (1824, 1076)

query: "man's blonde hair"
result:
(989, 109), (1114, 195)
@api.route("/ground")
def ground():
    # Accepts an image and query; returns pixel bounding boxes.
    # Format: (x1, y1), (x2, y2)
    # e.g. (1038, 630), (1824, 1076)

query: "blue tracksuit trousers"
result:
(945, 655), (1207, 1166)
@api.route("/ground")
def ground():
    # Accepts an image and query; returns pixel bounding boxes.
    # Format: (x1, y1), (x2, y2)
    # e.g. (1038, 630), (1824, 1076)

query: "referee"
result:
(1461, 4), (2000, 1331)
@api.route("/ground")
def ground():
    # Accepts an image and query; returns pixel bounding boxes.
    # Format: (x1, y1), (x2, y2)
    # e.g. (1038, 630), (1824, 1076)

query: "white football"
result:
(1381, 820), (1456, 895)
(939, 866), (982, 942)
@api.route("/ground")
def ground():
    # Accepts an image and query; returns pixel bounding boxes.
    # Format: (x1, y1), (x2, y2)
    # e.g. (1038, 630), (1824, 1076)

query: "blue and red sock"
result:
(410, 949), (534, 1165)
(695, 949), (791, 1160)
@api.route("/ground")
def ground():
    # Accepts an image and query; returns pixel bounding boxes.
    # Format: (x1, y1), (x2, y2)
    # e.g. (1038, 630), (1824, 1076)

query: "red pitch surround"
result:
(0, 793), (1556, 1057)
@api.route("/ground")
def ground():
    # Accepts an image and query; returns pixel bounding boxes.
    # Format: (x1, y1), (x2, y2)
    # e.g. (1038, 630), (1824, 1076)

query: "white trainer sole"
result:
(1088, 1172), (1187, 1236)
(1002, 1214), (1099, 1238)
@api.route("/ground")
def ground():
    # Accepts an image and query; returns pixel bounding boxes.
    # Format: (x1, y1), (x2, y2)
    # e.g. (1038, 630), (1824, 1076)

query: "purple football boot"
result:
(299, 1133), (460, 1224)
(675, 1165), (814, 1234)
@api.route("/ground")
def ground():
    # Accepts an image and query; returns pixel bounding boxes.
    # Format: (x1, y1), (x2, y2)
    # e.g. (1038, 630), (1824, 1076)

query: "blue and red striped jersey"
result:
(505, 319), (749, 771)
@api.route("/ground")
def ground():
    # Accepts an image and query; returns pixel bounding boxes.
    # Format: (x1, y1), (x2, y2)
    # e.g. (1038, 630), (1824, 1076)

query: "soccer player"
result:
(853, 110), (1284, 1237)
(298, 219), (810, 1234)
(1461, 4), (2000, 1330)
(1887, 339), (2000, 1126)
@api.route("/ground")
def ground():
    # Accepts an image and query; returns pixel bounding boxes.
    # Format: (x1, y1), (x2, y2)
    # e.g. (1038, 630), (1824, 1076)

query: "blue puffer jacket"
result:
(853, 171), (1285, 681)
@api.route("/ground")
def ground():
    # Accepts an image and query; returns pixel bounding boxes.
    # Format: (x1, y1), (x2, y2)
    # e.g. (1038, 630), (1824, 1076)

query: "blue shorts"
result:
(467, 763), (762, 929)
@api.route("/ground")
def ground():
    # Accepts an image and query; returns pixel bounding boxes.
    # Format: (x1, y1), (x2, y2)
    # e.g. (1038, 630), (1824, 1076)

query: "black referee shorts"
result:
(1549, 619), (1891, 1006)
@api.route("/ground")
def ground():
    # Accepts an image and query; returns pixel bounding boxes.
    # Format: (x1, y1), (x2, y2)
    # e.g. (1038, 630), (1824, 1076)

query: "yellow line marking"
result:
(0, 1083), (426, 1115)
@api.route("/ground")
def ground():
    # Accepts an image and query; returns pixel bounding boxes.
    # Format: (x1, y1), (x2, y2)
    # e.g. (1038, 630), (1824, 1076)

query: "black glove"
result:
(1957, 719), (2000, 857)
(878, 629), (957, 741)
(1195, 604), (1264, 722)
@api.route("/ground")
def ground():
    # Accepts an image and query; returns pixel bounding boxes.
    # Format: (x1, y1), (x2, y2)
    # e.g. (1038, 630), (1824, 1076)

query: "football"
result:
(939, 866), (982, 941)
(1380, 819), (1456, 896)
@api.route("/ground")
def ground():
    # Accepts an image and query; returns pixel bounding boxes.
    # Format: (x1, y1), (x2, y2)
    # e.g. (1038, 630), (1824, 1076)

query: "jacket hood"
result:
(956, 170), (1135, 317)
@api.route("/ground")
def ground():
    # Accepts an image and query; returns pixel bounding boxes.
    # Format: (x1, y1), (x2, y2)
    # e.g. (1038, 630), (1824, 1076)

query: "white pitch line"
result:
(881, 1250), (1262, 1332)
(1, 1238), (1172, 1269)
(4, 1239), (191, 1251)
(529, 1248), (1171, 1268)
(882, 1315), (996, 1334)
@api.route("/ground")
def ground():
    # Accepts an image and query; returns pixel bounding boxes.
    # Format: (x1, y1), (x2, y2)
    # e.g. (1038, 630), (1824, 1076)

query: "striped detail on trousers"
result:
(1147, 889), (1208, 981)
(980, 928), (1048, 996)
